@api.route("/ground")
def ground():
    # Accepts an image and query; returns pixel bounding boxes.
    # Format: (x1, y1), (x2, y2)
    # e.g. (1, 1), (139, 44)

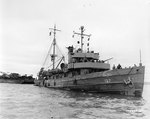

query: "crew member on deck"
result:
(112, 65), (116, 70)
(117, 64), (122, 69)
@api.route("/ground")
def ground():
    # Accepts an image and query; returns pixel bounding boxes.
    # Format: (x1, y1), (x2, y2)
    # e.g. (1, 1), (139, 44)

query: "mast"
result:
(139, 49), (142, 66)
(140, 50), (141, 63)
(49, 25), (61, 69)
(73, 26), (91, 52)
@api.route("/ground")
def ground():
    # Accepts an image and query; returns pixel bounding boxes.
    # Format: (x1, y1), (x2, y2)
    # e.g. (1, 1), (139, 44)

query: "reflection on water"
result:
(0, 83), (150, 119)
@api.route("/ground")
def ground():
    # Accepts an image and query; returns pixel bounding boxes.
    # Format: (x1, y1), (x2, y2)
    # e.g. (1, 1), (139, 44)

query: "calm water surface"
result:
(0, 83), (150, 119)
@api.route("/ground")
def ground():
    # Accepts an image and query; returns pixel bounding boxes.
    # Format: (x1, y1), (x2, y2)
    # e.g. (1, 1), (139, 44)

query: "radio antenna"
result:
(139, 49), (142, 66)
(73, 26), (91, 52)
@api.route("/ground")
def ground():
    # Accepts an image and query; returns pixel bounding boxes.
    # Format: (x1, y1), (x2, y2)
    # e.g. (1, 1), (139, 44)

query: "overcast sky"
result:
(0, 0), (150, 80)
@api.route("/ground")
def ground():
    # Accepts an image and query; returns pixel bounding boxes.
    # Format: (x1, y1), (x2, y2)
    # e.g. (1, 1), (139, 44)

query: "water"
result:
(0, 83), (150, 119)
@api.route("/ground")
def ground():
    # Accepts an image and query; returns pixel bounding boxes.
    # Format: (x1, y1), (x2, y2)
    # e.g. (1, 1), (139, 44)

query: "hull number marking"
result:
(104, 79), (111, 83)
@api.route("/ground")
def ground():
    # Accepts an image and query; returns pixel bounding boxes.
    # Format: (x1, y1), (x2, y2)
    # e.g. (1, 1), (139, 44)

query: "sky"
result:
(0, 0), (150, 80)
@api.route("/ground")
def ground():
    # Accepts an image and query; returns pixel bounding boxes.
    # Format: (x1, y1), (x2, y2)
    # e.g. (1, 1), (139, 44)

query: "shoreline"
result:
(0, 78), (34, 84)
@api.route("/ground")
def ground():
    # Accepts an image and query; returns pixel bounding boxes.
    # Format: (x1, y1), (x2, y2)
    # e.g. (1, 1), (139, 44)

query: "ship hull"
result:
(34, 65), (145, 97)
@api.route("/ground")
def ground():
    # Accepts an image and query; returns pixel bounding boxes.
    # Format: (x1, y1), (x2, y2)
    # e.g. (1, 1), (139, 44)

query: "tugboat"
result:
(34, 25), (145, 97)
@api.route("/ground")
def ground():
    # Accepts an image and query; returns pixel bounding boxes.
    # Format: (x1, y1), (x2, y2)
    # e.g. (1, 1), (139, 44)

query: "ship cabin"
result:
(66, 46), (110, 77)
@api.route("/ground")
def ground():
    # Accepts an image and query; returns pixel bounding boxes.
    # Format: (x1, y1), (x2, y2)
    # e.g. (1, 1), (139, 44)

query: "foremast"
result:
(49, 25), (61, 69)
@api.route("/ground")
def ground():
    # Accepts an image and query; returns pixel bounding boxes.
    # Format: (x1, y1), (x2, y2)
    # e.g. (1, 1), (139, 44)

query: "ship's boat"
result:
(34, 25), (145, 97)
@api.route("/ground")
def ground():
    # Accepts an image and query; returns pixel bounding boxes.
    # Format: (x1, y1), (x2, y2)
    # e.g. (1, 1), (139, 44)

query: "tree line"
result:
(0, 72), (34, 80)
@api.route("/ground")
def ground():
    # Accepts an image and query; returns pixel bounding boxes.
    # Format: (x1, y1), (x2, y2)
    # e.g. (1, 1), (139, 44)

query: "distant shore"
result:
(0, 72), (35, 84)
(0, 78), (34, 84)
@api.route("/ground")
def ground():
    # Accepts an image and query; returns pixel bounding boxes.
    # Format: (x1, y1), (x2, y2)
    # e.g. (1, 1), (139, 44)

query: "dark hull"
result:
(22, 79), (34, 84)
(34, 66), (145, 97)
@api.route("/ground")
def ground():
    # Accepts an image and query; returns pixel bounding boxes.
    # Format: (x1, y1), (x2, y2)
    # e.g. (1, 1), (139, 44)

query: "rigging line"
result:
(55, 41), (64, 56)
(42, 42), (53, 67)
(55, 43), (65, 63)
(46, 64), (53, 70)
(127, 67), (134, 75)
(115, 66), (134, 76)
(56, 56), (64, 69)
(47, 57), (62, 69)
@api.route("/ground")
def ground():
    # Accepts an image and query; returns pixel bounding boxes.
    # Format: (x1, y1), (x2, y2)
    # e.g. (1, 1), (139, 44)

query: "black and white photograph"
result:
(0, 0), (150, 118)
